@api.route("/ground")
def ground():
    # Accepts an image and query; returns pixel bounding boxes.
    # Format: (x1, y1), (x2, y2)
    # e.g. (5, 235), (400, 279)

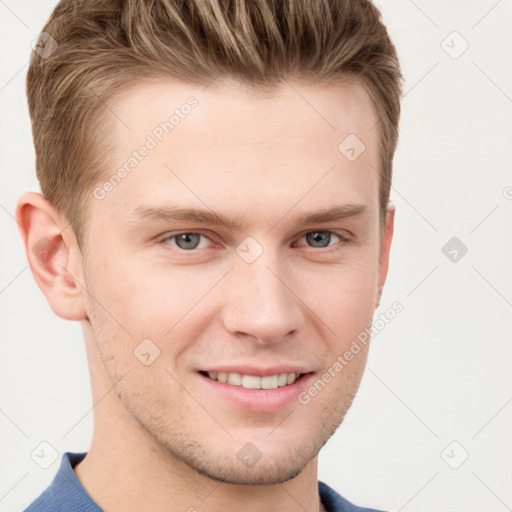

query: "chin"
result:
(155, 425), (335, 486)
(177, 447), (313, 485)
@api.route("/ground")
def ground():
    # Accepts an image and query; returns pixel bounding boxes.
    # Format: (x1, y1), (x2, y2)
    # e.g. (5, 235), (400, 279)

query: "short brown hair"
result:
(27, 0), (402, 246)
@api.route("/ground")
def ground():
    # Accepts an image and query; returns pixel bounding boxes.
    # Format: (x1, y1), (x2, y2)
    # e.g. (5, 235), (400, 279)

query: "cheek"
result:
(88, 252), (174, 324)
(87, 257), (220, 369)
(296, 260), (378, 369)
(294, 256), (378, 322)
(122, 267), (219, 334)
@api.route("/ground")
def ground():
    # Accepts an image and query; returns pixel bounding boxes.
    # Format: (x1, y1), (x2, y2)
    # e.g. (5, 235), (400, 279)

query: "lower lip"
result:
(198, 372), (315, 412)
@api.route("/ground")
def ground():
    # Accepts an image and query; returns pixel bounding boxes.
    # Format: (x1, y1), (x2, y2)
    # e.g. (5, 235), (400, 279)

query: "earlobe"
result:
(375, 204), (395, 309)
(16, 192), (88, 321)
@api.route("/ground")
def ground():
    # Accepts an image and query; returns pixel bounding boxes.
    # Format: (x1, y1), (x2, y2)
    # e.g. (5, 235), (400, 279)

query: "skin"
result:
(17, 78), (394, 512)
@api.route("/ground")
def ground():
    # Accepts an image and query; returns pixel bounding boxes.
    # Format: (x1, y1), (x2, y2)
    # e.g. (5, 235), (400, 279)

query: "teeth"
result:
(206, 371), (301, 389)
(227, 373), (242, 386)
(242, 375), (261, 389)
(261, 375), (278, 389)
(278, 373), (288, 386)
(287, 373), (296, 385)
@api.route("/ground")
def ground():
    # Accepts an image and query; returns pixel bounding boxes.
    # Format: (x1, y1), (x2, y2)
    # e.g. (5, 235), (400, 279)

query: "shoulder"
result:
(24, 452), (101, 512)
(319, 481), (390, 512)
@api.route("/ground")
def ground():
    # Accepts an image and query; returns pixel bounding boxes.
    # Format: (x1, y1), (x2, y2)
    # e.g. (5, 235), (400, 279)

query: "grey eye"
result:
(174, 233), (202, 250)
(305, 231), (332, 248)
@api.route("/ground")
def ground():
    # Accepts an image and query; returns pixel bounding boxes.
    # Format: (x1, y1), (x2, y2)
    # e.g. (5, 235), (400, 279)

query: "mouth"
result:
(199, 370), (306, 390)
(197, 369), (314, 412)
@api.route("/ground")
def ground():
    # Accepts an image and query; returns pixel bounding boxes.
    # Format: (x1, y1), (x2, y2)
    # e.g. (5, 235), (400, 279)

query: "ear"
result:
(375, 204), (395, 309)
(16, 192), (88, 321)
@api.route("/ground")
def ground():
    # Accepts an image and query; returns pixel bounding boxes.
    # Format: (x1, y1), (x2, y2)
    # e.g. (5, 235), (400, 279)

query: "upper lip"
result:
(199, 365), (313, 377)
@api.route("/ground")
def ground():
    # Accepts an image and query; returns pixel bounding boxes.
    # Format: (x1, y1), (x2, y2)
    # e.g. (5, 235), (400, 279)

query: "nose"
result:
(221, 251), (304, 344)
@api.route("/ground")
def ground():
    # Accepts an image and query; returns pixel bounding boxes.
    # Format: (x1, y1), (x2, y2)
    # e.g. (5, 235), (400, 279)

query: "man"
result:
(17, 0), (402, 510)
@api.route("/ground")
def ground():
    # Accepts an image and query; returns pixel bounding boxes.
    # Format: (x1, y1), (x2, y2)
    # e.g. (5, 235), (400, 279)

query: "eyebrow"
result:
(130, 204), (368, 229)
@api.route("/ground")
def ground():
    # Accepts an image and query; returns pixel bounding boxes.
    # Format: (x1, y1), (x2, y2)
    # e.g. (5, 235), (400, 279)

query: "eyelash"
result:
(158, 230), (351, 253)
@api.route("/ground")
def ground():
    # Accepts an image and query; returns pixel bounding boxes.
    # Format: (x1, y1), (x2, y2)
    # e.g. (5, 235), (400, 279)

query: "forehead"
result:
(109, 77), (377, 148)
(89, 78), (380, 230)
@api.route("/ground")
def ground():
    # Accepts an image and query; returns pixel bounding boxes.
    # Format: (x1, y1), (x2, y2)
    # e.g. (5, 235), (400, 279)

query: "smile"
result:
(198, 369), (314, 412)
(202, 371), (303, 389)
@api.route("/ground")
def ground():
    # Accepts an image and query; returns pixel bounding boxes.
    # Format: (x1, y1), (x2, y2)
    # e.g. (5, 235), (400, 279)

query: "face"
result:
(80, 78), (390, 484)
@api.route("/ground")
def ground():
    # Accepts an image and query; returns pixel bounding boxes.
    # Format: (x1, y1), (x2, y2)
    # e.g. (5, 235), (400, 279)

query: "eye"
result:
(158, 229), (350, 253)
(295, 230), (347, 249)
(162, 232), (213, 251)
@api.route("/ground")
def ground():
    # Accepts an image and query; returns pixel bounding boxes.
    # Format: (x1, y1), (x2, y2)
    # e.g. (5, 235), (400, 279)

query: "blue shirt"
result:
(25, 452), (386, 512)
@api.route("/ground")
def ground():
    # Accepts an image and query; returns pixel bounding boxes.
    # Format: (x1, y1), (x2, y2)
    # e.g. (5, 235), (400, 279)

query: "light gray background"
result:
(1, 1), (511, 511)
